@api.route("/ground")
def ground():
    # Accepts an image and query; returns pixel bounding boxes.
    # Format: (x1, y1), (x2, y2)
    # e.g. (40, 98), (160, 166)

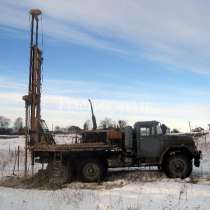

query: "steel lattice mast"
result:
(23, 9), (42, 176)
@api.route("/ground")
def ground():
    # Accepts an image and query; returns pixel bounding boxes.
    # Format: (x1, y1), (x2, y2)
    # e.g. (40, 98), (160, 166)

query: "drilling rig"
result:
(22, 10), (121, 183)
(23, 9), (55, 175)
(22, 9), (201, 183)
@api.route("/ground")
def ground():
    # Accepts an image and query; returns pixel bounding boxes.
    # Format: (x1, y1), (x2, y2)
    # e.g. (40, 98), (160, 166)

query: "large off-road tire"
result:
(79, 158), (105, 182)
(163, 154), (192, 179)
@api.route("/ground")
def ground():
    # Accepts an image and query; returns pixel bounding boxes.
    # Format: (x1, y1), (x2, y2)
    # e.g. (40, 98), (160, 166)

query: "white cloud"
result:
(0, 76), (26, 90)
(1, 1), (210, 130)
(1, 0), (210, 74)
(0, 78), (209, 131)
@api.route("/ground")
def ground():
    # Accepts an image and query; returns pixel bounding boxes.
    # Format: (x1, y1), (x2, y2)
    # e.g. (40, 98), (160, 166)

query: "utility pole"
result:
(189, 121), (192, 132)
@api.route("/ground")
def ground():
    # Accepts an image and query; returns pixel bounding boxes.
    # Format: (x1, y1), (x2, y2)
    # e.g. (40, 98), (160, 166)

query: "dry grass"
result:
(0, 169), (63, 190)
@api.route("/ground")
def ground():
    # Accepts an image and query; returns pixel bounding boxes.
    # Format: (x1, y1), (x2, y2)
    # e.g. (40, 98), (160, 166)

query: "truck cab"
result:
(124, 121), (201, 178)
(134, 121), (164, 162)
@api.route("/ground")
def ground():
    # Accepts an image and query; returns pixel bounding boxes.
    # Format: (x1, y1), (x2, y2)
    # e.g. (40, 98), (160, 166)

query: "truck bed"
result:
(30, 143), (122, 152)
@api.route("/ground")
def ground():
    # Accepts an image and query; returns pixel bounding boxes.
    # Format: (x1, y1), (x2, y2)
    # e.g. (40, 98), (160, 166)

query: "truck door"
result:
(137, 126), (161, 161)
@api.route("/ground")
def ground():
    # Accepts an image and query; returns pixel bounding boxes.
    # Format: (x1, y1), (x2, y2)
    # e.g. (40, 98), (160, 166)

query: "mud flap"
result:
(194, 151), (201, 167)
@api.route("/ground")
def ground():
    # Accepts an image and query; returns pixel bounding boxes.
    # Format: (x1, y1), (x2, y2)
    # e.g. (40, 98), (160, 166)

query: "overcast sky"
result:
(0, 0), (210, 131)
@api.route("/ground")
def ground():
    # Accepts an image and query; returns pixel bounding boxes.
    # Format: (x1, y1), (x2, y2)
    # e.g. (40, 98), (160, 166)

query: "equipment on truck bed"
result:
(88, 99), (97, 130)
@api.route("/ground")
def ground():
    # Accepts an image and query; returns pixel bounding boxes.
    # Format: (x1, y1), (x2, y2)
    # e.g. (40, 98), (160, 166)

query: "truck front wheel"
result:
(163, 154), (192, 179)
(79, 159), (105, 182)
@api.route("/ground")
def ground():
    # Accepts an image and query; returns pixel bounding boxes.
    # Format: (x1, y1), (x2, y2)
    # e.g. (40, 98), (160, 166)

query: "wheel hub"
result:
(171, 159), (185, 175)
(83, 163), (100, 179)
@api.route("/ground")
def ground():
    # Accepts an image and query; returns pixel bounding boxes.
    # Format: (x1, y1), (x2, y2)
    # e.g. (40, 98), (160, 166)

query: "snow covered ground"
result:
(0, 133), (210, 210)
(1, 179), (210, 210)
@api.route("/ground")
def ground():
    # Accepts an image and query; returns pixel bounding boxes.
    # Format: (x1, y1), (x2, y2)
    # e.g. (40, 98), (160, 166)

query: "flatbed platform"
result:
(30, 143), (122, 152)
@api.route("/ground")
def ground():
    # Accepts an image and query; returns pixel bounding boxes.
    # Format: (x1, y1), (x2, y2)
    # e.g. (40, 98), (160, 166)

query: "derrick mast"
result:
(23, 9), (55, 147)
(23, 9), (42, 145)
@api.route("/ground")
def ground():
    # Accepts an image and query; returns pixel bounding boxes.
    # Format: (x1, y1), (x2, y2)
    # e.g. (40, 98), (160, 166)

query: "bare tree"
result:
(83, 120), (91, 130)
(99, 118), (115, 129)
(0, 116), (11, 128)
(68, 126), (81, 133)
(55, 126), (62, 133)
(13, 117), (23, 132)
(118, 120), (127, 129)
(171, 128), (180, 133)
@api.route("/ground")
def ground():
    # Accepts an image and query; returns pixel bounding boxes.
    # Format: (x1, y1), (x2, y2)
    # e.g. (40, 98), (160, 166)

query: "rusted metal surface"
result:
(107, 130), (122, 140)
(29, 9), (42, 16)
(81, 129), (122, 144)
(30, 46), (42, 144)
(23, 9), (55, 146)
(23, 11), (42, 146)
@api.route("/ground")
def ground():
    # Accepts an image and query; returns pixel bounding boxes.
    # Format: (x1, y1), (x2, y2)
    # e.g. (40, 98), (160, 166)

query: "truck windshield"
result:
(156, 125), (163, 135)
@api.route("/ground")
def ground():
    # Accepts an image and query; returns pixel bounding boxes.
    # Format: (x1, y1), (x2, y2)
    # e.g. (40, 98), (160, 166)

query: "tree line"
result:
(53, 118), (127, 134)
(0, 116), (24, 135)
(83, 118), (127, 130)
(0, 115), (185, 135)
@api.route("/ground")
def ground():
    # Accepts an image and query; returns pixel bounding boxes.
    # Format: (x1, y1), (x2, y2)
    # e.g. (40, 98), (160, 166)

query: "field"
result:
(0, 133), (210, 210)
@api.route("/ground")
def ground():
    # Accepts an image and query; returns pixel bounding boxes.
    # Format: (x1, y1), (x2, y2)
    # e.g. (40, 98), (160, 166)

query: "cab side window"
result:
(140, 127), (150, 136)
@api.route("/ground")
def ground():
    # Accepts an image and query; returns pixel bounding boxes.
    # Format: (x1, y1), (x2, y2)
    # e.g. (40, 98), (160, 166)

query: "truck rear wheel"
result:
(163, 154), (192, 179)
(79, 159), (104, 182)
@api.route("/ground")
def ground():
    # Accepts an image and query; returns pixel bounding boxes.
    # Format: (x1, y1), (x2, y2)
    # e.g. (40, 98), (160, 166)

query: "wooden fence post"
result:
(17, 146), (20, 172)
